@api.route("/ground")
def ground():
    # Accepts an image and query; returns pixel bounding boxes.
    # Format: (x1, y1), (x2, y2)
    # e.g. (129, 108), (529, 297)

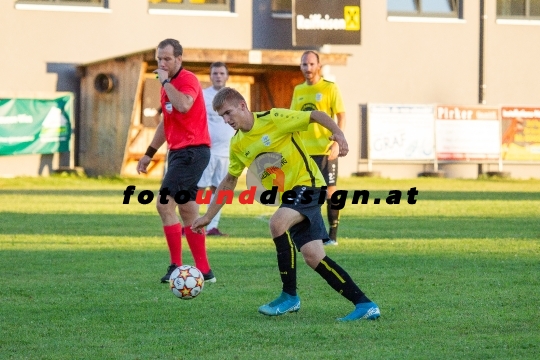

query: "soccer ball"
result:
(169, 265), (204, 300)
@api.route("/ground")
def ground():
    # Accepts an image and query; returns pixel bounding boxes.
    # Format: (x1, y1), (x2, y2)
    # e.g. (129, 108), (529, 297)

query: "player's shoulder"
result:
(321, 78), (339, 87)
(178, 68), (199, 83)
(254, 109), (272, 119)
(268, 108), (300, 117)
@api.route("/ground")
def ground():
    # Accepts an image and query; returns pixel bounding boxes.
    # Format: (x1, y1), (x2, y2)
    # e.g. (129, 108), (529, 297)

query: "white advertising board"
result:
(435, 106), (500, 160)
(368, 104), (435, 160)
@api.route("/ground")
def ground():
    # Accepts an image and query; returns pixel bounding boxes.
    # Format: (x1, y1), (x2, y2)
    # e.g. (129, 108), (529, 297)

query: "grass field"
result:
(1, 175), (539, 359)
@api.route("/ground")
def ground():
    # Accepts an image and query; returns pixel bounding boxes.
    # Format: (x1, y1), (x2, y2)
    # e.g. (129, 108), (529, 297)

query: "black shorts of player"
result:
(312, 155), (338, 186)
(279, 186), (329, 250)
(161, 145), (210, 202)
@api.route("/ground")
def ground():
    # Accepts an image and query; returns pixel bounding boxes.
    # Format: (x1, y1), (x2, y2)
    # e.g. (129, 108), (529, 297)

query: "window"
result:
(15, 0), (109, 12)
(16, 0), (106, 6)
(497, 0), (540, 19)
(148, 0), (230, 12)
(388, 0), (461, 17)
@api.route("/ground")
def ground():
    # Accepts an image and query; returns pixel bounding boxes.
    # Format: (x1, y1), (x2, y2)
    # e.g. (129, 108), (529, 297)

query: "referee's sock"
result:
(184, 226), (210, 274)
(314, 256), (371, 305)
(273, 233), (297, 296)
(163, 223), (182, 265)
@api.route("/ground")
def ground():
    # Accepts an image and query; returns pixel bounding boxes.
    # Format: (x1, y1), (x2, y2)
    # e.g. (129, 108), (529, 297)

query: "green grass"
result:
(1, 176), (539, 359)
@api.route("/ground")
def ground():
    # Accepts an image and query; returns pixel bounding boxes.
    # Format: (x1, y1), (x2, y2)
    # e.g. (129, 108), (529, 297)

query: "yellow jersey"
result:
(290, 79), (345, 155)
(228, 108), (326, 191)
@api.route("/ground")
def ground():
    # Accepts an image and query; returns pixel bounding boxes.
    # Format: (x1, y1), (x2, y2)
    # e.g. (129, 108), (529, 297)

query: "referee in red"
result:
(138, 38), (215, 284)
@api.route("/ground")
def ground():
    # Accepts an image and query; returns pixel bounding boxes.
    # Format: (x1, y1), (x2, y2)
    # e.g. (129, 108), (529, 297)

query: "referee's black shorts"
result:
(161, 145), (210, 201)
(279, 186), (329, 250)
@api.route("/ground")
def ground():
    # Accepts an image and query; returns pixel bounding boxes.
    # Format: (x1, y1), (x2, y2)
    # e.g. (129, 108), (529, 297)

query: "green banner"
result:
(0, 95), (72, 156)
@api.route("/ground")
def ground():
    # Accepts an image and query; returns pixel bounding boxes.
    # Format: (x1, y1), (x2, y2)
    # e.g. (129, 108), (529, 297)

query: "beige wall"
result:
(484, 1), (540, 105)
(0, 0), (252, 176)
(0, 1), (252, 92)
(326, 1), (540, 178)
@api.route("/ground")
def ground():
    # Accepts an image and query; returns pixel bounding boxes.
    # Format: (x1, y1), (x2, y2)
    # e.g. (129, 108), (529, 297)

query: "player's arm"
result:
(336, 112), (346, 132)
(137, 119), (166, 174)
(329, 112), (346, 160)
(191, 173), (239, 233)
(154, 69), (194, 113)
(309, 111), (349, 157)
(163, 82), (194, 113)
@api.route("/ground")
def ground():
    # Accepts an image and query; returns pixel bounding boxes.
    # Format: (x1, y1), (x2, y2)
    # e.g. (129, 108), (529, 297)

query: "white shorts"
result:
(197, 154), (229, 188)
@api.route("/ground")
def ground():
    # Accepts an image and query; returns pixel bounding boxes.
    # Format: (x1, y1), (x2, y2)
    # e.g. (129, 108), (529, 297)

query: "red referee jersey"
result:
(160, 68), (210, 150)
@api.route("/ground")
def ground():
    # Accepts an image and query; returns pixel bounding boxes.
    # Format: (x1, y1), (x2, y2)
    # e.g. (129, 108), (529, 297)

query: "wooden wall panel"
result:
(79, 56), (144, 176)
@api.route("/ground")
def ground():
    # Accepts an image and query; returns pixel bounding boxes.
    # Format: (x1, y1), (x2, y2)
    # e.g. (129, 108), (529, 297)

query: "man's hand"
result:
(137, 155), (151, 174)
(329, 132), (349, 157)
(328, 142), (340, 160)
(191, 216), (210, 234)
(153, 69), (169, 84)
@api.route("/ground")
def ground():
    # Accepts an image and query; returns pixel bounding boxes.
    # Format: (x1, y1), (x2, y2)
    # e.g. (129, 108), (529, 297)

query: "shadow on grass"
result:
(1, 213), (538, 240)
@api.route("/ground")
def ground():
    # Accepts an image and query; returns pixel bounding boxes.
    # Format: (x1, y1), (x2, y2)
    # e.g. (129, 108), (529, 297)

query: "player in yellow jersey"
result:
(290, 50), (346, 246)
(192, 87), (380, 322)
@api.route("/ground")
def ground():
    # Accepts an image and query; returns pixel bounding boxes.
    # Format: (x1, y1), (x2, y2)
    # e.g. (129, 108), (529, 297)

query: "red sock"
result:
(184, 226), (210, 273)
(163, 223), (182, 265)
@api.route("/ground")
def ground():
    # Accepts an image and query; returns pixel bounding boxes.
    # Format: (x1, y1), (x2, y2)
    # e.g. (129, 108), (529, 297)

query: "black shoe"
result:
(203, 269), (216, 284)
(160, 263), (178, 283)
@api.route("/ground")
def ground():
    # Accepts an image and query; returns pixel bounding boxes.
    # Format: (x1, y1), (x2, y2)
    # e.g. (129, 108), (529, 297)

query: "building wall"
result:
(0, 0), (252, 176)
(253, 1), (540, 179)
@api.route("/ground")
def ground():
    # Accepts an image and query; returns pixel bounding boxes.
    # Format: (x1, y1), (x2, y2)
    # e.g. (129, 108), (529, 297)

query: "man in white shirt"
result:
(198, 62), (235, 236)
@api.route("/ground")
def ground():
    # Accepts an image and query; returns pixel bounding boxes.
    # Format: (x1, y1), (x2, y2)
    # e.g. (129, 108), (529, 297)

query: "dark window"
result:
(497, 0), (540, 19)
(272, 0), (291, 14)
(148, 0), (230, 12)
(388, 0), (460, 17)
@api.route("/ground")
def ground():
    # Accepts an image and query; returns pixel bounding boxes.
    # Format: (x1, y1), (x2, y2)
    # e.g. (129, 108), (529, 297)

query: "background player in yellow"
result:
(192, 87), (380, 322)
(290, 50), (346, 246)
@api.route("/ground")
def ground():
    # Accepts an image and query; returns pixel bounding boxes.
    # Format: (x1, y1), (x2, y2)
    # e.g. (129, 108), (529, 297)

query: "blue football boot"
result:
(258, 292), (301, 316)
(337, 302), (381, 322)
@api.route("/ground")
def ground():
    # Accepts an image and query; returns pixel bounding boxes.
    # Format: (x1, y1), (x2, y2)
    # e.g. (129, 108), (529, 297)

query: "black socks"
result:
(314, 255), (371, 304)
(273, 233), (297, 296)
(327, 200), (340, 240)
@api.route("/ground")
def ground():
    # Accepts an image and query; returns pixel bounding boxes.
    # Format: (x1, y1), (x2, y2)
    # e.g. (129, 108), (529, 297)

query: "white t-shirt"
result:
(204, 86), (236, 157)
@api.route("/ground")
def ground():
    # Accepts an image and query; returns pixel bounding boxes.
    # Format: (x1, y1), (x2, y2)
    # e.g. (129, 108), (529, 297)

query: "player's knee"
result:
(300, 242), (326, 269)
(156, 201), (173, 216)
(269, 219), (287, 238)
(302, 252), (322, 269)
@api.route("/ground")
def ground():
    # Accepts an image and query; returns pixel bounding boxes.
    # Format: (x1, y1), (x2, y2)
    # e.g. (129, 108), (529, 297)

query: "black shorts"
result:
(161, 145), (210, 201)
(312, 155), (338, 186)
(279, 186), (329, 250)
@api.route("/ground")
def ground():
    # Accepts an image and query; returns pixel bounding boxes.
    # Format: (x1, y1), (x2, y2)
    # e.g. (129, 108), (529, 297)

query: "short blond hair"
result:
(212, 87), (245, 112)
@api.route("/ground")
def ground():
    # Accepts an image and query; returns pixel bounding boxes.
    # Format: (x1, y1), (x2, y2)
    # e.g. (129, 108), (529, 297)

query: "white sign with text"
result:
(368, 104), (435, 160)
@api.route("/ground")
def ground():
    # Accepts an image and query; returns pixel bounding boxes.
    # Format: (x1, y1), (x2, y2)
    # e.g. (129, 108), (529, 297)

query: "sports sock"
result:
(163, 223), (182, 265)
(314, 256), (371, 305)
(327, 200), (340, 240)
(273, 232), (297, 296)
(184, 226), (211, 274)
